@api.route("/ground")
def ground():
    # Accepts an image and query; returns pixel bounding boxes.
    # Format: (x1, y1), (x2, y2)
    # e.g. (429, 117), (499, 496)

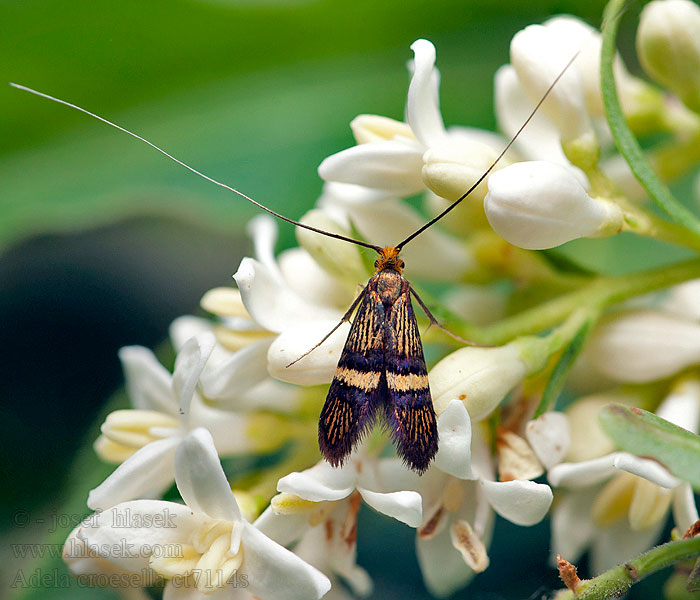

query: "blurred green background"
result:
(2, 0), (675, 598)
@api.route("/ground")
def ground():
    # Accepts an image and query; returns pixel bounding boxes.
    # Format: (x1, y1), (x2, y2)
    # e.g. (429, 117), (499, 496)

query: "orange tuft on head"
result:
(374, 246), (404, 274)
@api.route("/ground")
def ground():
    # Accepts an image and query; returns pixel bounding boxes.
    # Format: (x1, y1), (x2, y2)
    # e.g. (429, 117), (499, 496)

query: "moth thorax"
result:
(375, 246), (405, 274)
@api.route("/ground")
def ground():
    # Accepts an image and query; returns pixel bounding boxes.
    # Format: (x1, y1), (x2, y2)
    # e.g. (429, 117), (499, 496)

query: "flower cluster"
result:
(64, 2), (700, 599)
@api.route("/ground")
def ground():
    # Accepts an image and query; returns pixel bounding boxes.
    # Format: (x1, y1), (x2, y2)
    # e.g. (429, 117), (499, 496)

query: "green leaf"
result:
(600, 0), (700, 236)
(599, 403), (700, 490)
(533, 314), (595, 418)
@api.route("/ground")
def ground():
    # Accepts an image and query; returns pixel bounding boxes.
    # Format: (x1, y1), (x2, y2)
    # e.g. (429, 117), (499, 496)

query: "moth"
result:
(11, 58), (573, 473)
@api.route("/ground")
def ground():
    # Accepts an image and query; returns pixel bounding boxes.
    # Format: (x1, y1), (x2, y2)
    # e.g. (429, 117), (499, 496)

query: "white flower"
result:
(275, 452), (423, 527)
(585, 309), (700, 383)
(484, 160), (623, 249)
(406, 401), (553, 597)
(232, 216), (352, 386)
(169, 313), (301, 413)
(76, 428), (331, 599)
(254, 450), (424, 597)
(89, 334), (270, 510)
(257, 493), (373, 599)
(318, 182), (475, 281)
(637, 0), (700, 112)
(63, 523), (154, 600)
(319, 39), (507, 205)
(428, 341), (530, 420)
(547, 383), (700, 573)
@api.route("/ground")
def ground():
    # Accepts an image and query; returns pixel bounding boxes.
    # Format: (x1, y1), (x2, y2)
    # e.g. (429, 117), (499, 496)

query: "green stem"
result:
(461, 258), (700, 345)
(585, 164), (700, 253)
(555, 536), (700, 600)
(622, 203), (700, 254)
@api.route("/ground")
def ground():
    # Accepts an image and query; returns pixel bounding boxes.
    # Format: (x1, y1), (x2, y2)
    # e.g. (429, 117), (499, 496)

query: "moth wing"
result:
(318, 283), (384, 467)
(383, 283), (438, 473)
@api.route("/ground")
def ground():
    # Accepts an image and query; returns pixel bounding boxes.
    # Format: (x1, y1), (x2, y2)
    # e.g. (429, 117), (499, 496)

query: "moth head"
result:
(375, 246), (404, 274)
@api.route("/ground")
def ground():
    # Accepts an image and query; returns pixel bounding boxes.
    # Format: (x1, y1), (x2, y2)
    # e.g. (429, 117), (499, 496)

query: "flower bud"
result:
(484, 161), (624, 249)
(586, 310), (700, 383)
(429, 342), (528, 420)
(662, 279), (700, 321)
(350, 114), (414, 145)
(565, 393), (625, 461)
(637, 0), (700, 113)
(422, 137), (501, 203)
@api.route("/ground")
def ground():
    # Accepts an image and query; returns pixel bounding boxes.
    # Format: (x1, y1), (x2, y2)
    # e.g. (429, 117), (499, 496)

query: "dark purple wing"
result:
(382, 280), (438, 473)
(318, 280), (384, 467)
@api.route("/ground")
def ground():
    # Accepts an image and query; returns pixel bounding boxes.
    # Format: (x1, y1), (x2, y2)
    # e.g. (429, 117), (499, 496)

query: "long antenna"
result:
(9, 83), (381, 253)
(395, 51), (580, 250)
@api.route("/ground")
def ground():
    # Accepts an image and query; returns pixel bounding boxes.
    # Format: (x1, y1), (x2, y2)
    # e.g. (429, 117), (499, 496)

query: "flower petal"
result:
(77, 500), (202, 573)
(407, 39), (447, 148)
(318, 139), (425, 196)
(172, 333), (215, 418)
(198, 337), (272, 400)
(247, 214), (284, 281)
(188, 400), (254, 456)
(525, 411), (570, 469)
(416, 525), (475, 597)
(672, 482), (699, 533)
(240, 522), (331, 600)
(174, 428), (241, 523)
(88, 437), (180, 510)
(163, 580), (234, 600)
(277, 460), (356, 502)
(253, 505), (310, 547)
(549, 488), (598, 565)
(480, 479), (552, 526)
(357, 487), (422, 527)
(267, 320), (349, 386)
(494, 65), (573, 166)
(119, 346), (178, 415)
(325, 193), (473, 281)
(234, 257), (339, 333)
(278, 247), (356, 309)
(433, 400), (474, 480)
(510, 24), (593, 143)
(548, 452), (681, 489)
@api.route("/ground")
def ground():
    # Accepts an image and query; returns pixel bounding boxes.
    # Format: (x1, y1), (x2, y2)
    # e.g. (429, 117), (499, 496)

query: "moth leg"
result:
(285, 286), (368, 368)
(409, 285), (477, 346)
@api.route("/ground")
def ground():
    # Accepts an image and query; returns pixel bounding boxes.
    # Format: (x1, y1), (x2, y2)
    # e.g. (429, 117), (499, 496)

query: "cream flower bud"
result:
(484, 161), (623, 249)
(351, 114), (415, 145)
(510, 24), (596, 150)
(565, 393), (626, 461)
(586, 310), (700, 383)
(422, 137), (501, 203)
(637, 0), (700, 112)
(429, 342), (529, 420)
(662, 279), (700, 321)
